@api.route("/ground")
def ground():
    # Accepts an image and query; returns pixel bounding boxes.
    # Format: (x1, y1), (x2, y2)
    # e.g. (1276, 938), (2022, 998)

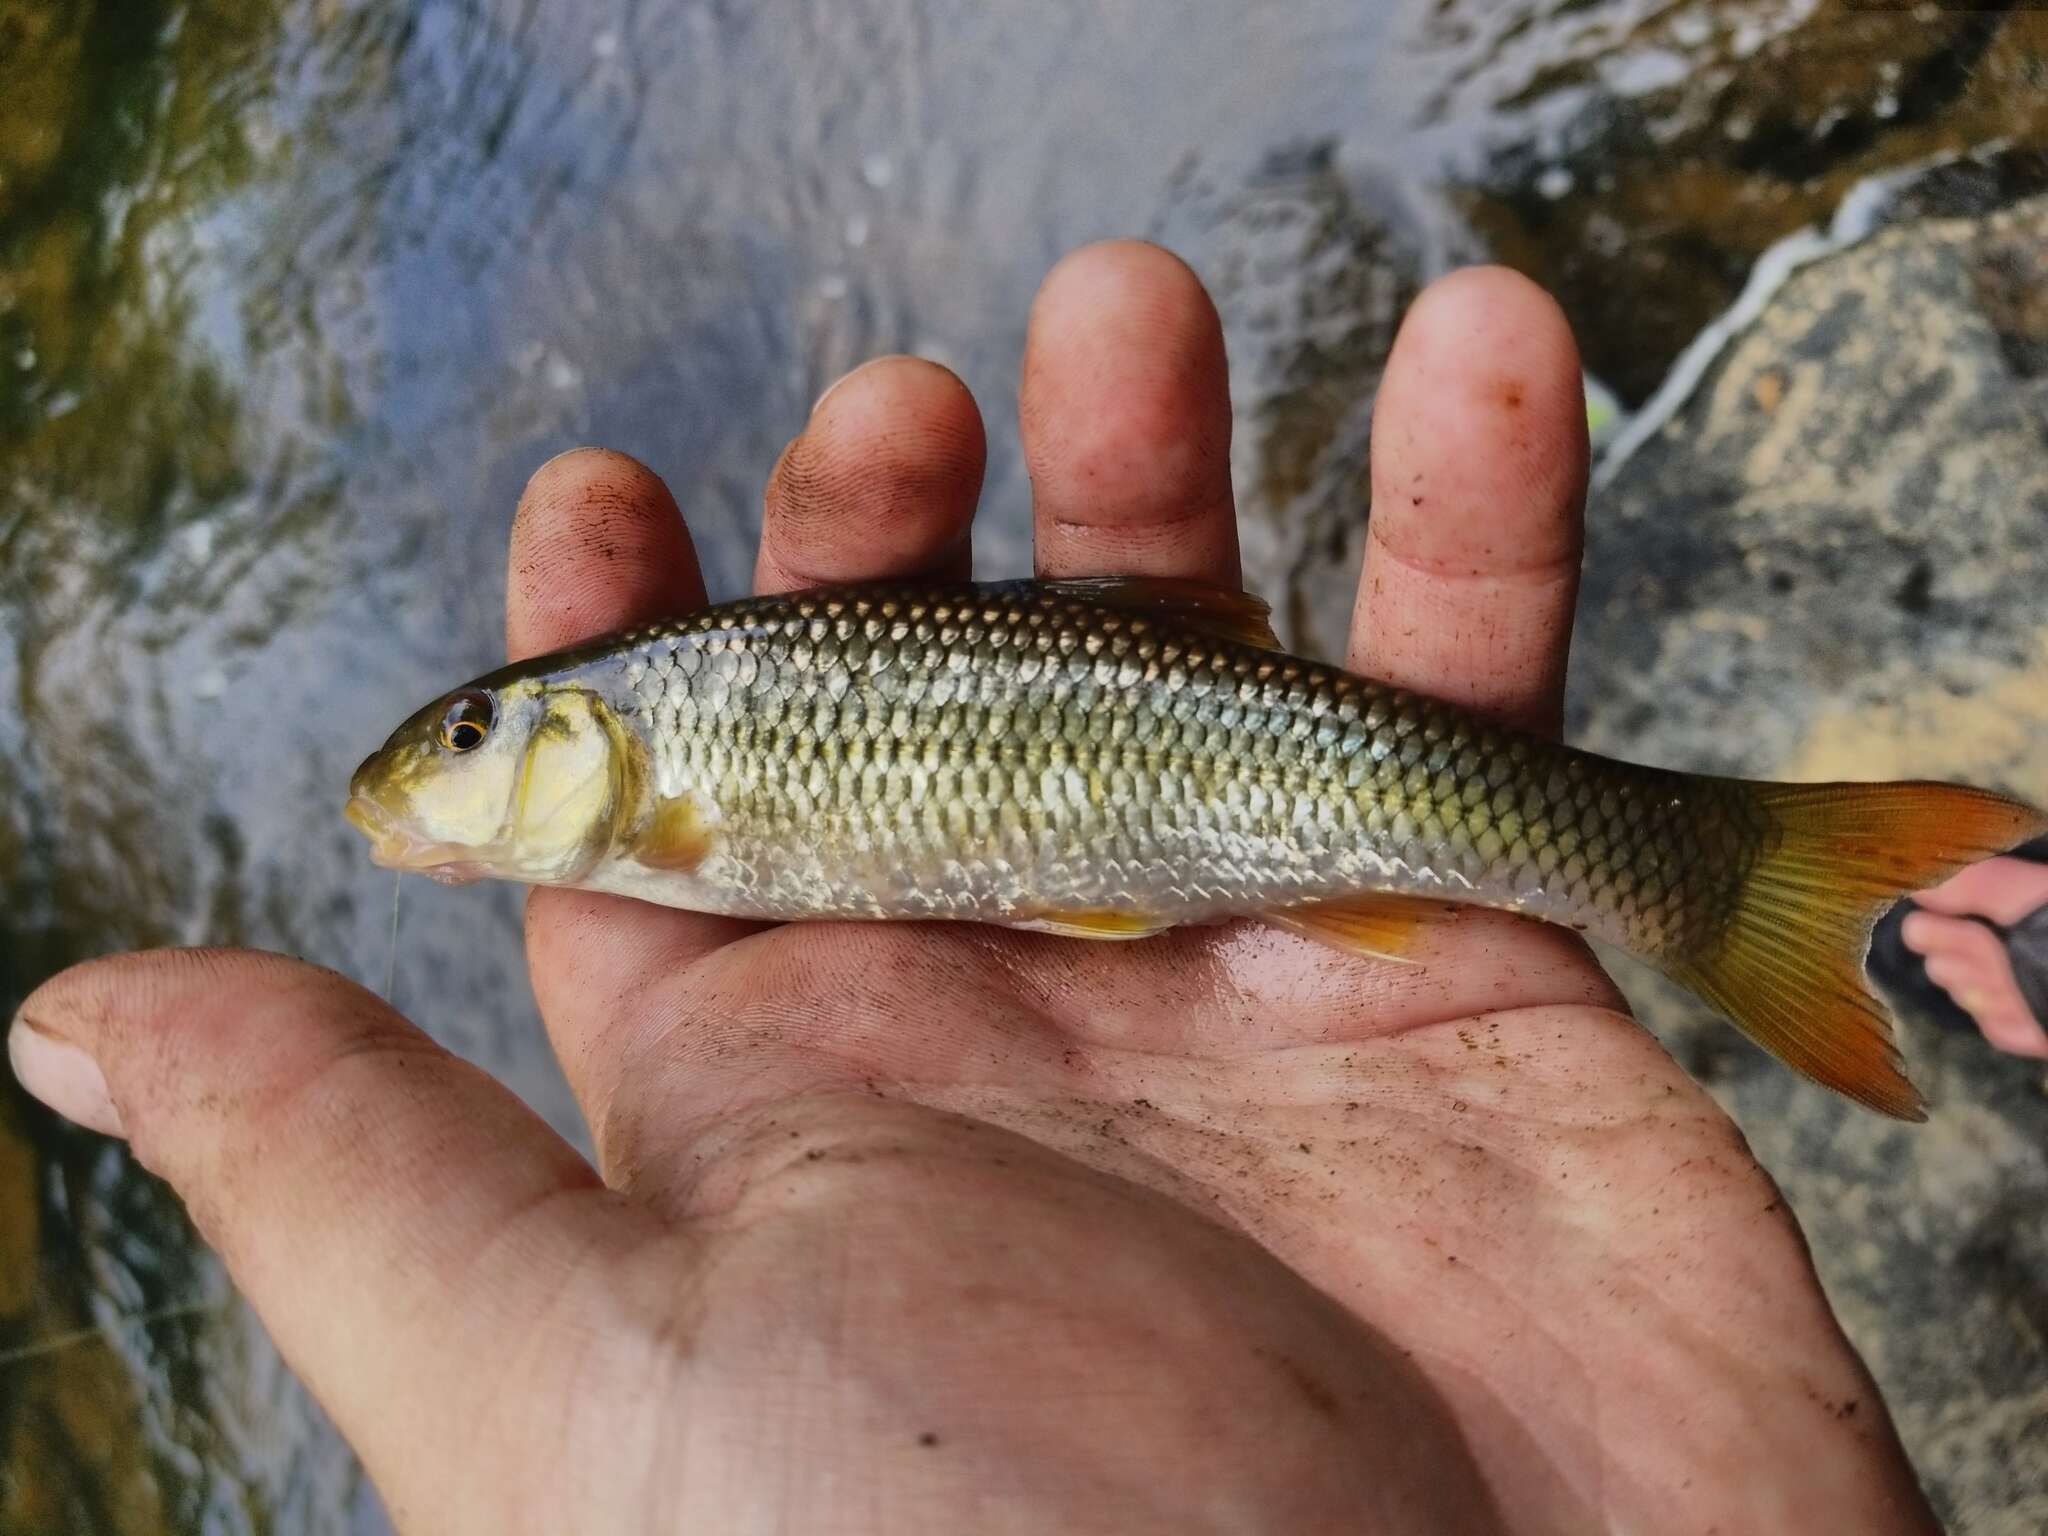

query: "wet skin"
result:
(8, 245), (1939, 1534)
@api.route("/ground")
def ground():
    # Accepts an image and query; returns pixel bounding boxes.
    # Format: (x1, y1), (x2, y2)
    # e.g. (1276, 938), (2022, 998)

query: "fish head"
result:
(347, 675), (629, 886)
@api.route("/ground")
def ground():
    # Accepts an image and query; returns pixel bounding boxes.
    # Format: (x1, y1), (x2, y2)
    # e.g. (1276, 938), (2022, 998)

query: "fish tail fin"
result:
(1666, 781), (2047, 1120)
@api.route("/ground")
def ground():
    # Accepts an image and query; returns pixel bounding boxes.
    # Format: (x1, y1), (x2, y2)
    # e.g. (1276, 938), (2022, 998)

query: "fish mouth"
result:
(344, 795), (489, 885)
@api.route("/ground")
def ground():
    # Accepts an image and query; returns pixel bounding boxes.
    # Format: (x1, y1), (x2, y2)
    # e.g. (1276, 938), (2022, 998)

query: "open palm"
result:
(13, 245), (1935, 1533)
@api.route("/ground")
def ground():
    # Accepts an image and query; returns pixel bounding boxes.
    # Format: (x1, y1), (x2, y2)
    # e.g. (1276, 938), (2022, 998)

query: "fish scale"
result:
(580, 582), (1739, 956)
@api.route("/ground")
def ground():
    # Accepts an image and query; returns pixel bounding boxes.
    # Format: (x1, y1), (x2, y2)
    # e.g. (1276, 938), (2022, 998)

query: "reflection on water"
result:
(3, 0), (2045, 1528)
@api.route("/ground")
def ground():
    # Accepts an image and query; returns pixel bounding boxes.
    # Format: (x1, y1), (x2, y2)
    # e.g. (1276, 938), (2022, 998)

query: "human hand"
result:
(9, 244), (1939, 1533)
(1904, 857), (2048, 1058)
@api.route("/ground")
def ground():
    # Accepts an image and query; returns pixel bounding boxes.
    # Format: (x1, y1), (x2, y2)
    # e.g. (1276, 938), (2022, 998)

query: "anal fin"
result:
(1267, 893), (1460, 964)
(1017, 908), (1174, 941)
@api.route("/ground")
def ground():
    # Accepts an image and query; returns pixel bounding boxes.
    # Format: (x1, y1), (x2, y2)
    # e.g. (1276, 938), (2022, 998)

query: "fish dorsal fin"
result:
(1266, 893), (1460, 964)
(1034, 576), (1282, 650)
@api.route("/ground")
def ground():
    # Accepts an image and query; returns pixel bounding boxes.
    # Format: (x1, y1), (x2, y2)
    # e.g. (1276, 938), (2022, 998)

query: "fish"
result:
(346, 576), (2047, 1118)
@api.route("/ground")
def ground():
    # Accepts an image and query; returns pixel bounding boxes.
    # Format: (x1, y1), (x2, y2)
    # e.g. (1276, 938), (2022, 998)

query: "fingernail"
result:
(8, 1017), (124, 1137)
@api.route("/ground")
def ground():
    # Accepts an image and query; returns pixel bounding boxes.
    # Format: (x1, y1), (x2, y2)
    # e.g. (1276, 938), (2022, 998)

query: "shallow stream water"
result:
(5, 2), (2044, 1527)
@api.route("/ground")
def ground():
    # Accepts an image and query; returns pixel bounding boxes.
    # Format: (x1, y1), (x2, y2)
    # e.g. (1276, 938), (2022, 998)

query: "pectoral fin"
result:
(1267, 893), (1460, 964)
(634, 796), (716, 872)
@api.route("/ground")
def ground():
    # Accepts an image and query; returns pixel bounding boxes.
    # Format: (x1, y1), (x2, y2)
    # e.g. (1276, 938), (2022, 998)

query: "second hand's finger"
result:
(1351, 267), (1587, 735)
(1907, 914), (2048, 1056)
(1913, 856), (2048, 926)
(1021, 240), (1240, 585)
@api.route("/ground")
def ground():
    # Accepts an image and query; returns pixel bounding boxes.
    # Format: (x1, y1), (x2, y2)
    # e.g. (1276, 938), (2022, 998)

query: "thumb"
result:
(8, 949), (624, 1528)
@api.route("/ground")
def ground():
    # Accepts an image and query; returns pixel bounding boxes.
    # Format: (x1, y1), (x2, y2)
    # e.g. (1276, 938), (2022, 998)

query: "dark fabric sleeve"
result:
(2006, 902), (2048, 1032)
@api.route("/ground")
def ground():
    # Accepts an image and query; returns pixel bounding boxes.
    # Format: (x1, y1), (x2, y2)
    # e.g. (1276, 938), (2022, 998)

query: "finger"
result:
(520, 881), (763, 1140)
(1352, 266), (1587, 736)
(1898, 909), (1961, 959)
(505, 450), (756, 1108)
(506, 447), (706, 659)
(755, 356), (984, 593)
(8, 950), (630, 1524)
(1021, 240), (1239, 584)
(1913, 856), (2048, 927)
(1905, 916), (2048, 1057)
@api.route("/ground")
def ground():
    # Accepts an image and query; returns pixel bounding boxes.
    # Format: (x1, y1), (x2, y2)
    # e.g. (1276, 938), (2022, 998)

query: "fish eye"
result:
(437, 690), (494, 753)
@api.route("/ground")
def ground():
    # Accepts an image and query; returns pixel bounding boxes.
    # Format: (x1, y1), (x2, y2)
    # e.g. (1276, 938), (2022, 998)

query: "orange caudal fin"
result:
(1667, 781), (2048, 1120)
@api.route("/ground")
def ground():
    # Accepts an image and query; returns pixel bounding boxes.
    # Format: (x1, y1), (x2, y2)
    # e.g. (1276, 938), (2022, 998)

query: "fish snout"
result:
(345, 794), (409, 867)
(344, 791), (491, 885)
